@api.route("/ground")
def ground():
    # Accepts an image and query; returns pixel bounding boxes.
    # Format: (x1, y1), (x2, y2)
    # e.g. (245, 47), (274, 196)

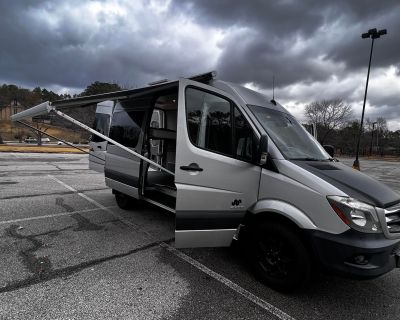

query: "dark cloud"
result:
(0, 1), (215, 90)
(172, 0), (400, 88)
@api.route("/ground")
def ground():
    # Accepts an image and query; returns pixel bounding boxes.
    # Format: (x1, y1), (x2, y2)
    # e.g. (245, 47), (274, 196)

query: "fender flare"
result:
(247, 199), (317, 230)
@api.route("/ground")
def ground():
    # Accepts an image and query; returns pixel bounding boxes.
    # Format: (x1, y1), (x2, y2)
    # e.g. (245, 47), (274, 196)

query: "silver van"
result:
(11, 72), (400, 291)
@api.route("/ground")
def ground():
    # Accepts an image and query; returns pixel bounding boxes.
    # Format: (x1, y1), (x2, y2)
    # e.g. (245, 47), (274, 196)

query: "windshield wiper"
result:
(290, 157), (332, 161)
(290, 157), (322, 161)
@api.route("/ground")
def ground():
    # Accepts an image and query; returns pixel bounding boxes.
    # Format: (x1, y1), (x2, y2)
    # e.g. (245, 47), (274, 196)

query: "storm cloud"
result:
(1, 0), (399, 128)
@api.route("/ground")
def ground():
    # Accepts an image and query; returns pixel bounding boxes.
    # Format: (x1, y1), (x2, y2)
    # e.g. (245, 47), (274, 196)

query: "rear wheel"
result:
(250, 221), (311, 292)
(114, 192), (135, 210)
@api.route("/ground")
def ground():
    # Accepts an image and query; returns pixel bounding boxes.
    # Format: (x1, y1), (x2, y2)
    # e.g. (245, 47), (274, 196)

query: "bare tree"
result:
(305, 99), (352, 144)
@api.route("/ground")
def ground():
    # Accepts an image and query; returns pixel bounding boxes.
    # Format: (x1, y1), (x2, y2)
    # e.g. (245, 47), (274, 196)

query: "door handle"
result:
(97, 146), (102, 149)
(180, 163), (203, 172)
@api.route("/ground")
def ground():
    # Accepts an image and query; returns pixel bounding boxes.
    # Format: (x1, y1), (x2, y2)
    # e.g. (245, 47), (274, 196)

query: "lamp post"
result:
(369, 121), (377, 155)
(353, 28), (387, 170)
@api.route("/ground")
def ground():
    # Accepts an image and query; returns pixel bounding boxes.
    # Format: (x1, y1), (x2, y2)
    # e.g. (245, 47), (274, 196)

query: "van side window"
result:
(186, 88), (232, 156)
(109, 109), (146, 148)
(234, 107), (255, 161)
(91, 113), (110, 142)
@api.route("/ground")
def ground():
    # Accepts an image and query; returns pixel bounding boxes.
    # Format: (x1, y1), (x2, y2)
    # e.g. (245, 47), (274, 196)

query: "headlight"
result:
(327, 196), (381, 233)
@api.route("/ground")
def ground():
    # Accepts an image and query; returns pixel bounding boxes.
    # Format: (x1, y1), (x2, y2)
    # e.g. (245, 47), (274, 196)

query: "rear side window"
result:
(186, 88), (232, 156)
(91, 113), (110, 142)
(109, 109), (146, 148)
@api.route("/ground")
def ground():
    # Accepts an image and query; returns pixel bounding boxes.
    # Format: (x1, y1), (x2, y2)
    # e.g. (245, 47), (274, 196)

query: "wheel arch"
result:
(245, 199), (317, 230)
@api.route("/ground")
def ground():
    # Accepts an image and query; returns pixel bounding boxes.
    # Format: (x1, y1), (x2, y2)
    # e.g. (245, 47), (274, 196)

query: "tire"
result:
(250, 221), (311, 292)
(115, 192), (135, 210)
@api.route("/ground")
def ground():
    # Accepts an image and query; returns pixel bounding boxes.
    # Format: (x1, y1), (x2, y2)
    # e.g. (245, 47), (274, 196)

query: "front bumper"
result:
(308, 229), (400, 279)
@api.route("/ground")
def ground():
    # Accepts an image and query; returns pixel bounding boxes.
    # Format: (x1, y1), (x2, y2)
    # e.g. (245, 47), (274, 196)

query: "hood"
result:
(291, 160), (400, 208)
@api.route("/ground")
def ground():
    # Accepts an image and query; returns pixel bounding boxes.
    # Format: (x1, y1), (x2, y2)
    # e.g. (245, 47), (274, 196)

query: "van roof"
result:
(210, 80), (289, 114)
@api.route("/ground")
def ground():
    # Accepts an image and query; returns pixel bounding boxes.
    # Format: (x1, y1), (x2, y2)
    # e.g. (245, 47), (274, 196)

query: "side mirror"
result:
(323, 145), (335, 158)
(258, 134), (269, 166)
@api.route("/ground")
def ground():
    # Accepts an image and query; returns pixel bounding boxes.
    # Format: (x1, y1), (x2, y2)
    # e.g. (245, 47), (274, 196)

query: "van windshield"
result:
(248, 105), (330, 160)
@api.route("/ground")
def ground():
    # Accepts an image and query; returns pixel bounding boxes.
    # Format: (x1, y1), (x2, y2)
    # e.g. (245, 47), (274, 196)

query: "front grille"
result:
(384, 203), (400, 233)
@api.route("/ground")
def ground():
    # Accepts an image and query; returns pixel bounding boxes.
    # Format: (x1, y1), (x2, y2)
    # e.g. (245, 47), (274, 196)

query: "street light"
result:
(369, 121), (377, 155)
(352, 28), (387, 170)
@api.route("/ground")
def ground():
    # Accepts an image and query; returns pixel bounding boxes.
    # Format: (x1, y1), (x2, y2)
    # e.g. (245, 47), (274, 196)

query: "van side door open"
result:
(104, 100), (148, 199)
(175, 79), (262, 248)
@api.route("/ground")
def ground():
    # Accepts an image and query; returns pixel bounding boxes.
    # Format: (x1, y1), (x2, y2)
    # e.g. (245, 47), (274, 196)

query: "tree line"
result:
(0, 81), (122, 106)
(305, 99), (400, 156)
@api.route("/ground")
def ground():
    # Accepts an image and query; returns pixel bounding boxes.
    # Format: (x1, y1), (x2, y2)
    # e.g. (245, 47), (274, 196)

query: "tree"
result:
(304, 99), (352, 144)
(80, 81), (122, 96)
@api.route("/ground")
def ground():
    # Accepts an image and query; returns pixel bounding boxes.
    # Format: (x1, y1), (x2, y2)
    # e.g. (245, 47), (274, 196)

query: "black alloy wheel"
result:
(251, 221), (311, 292)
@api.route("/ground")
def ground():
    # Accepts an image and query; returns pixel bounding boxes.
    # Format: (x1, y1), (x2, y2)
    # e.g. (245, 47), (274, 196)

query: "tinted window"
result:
(186, 88), (232, 156)
(91, 113), (110, 142)
(109, 109), (146, 148)
(234, 108), (255, 161)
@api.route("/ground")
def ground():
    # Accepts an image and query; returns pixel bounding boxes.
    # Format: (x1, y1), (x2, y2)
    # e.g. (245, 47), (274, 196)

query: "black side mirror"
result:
(323, 145), (335, 158)
(258, 134), (269, 166)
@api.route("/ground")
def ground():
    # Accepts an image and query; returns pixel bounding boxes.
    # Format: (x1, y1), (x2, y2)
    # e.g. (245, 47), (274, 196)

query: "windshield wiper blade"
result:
(290, 157), (322, 161)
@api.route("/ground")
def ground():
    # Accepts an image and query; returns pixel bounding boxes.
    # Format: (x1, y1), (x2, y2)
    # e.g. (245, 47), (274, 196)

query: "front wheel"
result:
(250, 221), (311, 292)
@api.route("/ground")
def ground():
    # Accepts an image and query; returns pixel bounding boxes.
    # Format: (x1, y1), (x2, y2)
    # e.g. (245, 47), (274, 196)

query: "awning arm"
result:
(50, 108), (175, 176)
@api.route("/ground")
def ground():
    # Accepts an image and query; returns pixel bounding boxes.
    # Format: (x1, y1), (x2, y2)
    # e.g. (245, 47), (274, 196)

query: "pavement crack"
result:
(5, 224), (52, 278)
(70, 213), (104, 231)
(0, 188), (109, 200)
(0, 239), (173, 294)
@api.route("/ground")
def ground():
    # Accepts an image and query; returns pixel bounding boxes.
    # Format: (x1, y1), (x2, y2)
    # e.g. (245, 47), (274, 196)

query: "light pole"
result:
(353, 28), (387, 170)
(369, 121), (377, 155)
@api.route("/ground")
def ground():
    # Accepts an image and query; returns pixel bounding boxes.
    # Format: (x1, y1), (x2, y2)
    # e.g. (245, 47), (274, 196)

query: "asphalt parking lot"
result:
(1, 153), (400, 320)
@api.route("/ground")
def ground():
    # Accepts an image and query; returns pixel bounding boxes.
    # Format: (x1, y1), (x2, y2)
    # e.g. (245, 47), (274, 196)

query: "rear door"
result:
(104, 99), (148, 199)
(175, 79), (261, 248)
(89, 101), (114, 173)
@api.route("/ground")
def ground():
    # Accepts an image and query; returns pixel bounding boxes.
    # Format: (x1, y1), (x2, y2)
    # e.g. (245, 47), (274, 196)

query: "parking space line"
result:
(0, 207), (116, 225)
(48, 174), (296, 320)
(161, 243), (295, 320)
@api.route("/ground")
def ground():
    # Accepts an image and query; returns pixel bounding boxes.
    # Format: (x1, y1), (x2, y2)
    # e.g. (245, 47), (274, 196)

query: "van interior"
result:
(142, 88), (178, 210)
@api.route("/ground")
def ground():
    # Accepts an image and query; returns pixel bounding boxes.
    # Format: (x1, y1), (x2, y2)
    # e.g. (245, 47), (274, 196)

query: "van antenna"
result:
(270, 75), (277, 105)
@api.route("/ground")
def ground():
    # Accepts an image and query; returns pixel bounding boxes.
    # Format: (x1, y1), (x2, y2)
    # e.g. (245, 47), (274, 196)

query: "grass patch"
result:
(0, 145), (89, 154)
(0, 120), (85, 142)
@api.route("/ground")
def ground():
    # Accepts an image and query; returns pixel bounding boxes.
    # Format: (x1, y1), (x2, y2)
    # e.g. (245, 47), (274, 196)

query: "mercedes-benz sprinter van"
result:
(102, 76), (400, 291)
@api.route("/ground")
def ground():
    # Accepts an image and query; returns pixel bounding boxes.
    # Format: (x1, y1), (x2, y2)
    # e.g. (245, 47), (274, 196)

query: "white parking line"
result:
(0, 207), (115, 225)
(161, 244), (296, 320)
(49, 174), (296, 320)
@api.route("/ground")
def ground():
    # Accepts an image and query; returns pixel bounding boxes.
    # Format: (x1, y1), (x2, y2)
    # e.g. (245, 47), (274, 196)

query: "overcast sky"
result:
(1, 0), (399, 129)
